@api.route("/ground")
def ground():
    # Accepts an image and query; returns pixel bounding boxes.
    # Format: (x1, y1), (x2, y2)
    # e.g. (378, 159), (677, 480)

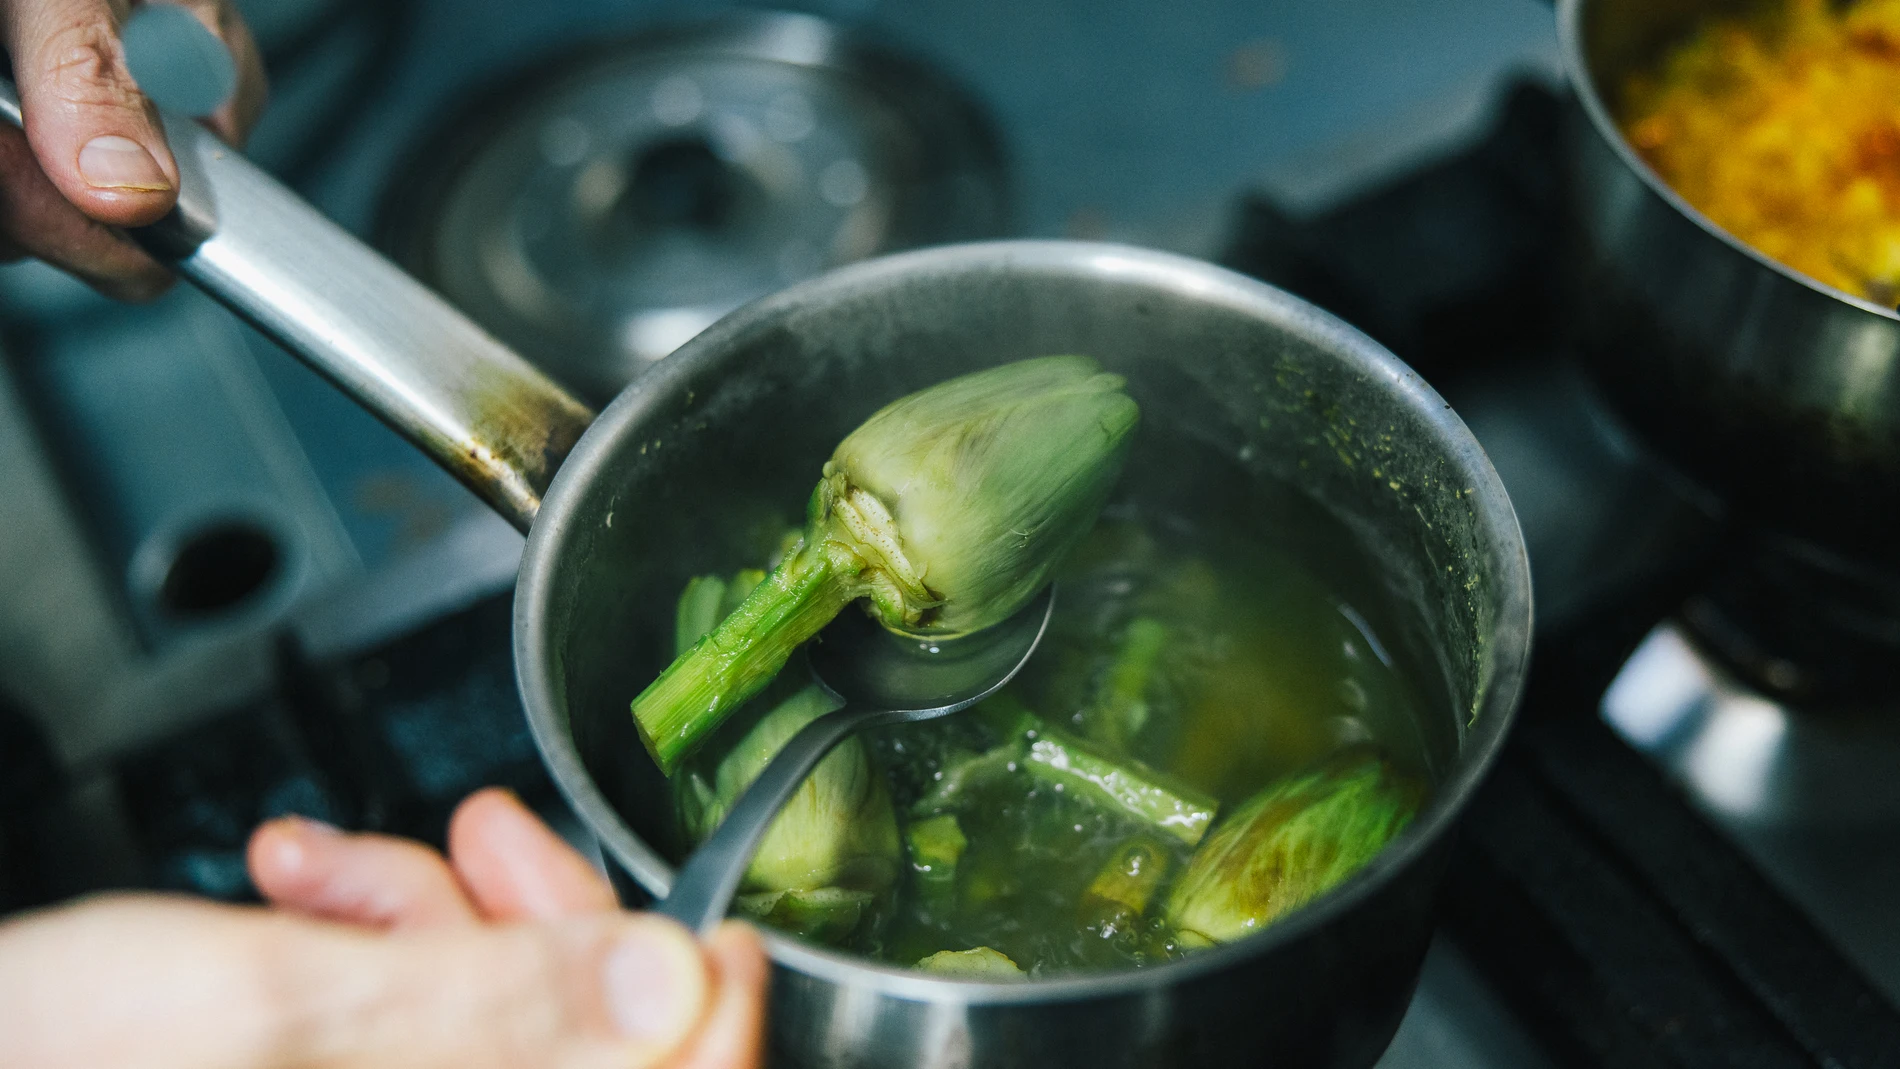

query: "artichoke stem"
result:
(1023, 725), (1219, 846)
(635, 543), (863, 774)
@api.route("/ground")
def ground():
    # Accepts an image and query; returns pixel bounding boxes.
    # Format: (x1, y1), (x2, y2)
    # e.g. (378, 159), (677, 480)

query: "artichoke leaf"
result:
(915, 946), (1026, 980)
(676, 682), (901, 897)
(734, 887), (873, 944)
(1164, 751), (1421, 945)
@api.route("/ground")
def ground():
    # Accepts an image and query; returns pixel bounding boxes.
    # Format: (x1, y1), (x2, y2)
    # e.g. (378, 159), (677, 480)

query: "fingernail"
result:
(261, 817), (339, 875)
(261, 827), (308, 876)
(78, 135), (172, 191)
(291, 815), (341, 837)
(602, 920), (709, 1050)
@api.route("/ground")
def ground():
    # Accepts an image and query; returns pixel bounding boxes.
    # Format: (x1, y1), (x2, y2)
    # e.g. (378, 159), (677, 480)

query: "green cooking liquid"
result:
(861, 515), (1428, 973)
(675, 509), (1432, 976)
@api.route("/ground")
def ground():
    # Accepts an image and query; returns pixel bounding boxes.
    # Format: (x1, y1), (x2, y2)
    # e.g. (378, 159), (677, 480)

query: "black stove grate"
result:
(97, 593), (560, 903)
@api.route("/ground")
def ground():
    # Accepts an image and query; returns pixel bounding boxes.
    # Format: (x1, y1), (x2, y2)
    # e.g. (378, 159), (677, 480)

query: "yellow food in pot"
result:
(1619, 0), (1900, 305)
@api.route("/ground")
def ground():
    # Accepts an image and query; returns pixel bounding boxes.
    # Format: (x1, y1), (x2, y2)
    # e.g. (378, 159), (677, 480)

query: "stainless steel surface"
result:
(0, 356), (277, 765)
(383, 12), (1006, 400)
(1604, 623), (1900, 1002)
(22, 288), (360, 649)
(0, 78), (596, 532)
(660, 586), (1053, 935)
(1558, 0), (1900, 562)
(517, 240), (1532, 1068)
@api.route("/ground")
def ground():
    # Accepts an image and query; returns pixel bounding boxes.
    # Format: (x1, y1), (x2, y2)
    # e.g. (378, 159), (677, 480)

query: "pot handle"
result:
(0, 79), (596, 533)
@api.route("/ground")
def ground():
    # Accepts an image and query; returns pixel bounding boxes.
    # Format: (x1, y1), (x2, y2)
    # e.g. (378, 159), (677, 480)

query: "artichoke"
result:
(908, 742), (1024, 817)
(1163, 751), (1421, 947)
(1085, 615), (1171, 751)
(1079, 836), (1171, 937)
(906, 813), (968, 912)
(982, 696), (1218, 846)
(633, 355), (1140, 774)
(916, 946), (1026, 980)
(675, 680), (902, 897)
(734, 887), (873, 944)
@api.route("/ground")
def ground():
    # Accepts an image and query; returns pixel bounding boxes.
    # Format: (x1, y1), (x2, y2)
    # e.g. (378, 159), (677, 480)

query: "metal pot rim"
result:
(1556, 0), (1900, 322)
(515, 239), (1533, 1004)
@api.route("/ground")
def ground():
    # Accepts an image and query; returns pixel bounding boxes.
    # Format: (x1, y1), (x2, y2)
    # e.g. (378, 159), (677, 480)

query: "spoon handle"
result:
(658, 705), (875, 935)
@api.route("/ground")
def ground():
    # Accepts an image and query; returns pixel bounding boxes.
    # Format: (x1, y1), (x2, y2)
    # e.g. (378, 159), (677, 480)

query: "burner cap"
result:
(381, 13), (1008, 401)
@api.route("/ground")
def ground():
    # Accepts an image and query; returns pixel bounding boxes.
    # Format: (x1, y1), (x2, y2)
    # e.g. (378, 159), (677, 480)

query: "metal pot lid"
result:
(381, 12), (1009, 402)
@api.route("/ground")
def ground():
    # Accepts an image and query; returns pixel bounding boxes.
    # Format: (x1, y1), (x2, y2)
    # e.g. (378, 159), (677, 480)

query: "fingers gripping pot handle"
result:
(0, 79), (596, 532)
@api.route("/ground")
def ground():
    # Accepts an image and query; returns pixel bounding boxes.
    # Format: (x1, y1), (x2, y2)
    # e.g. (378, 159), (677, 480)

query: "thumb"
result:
(0, 896), (720, 1069)
(285, 908), (718, 1069)
(2, 0), (180, 227)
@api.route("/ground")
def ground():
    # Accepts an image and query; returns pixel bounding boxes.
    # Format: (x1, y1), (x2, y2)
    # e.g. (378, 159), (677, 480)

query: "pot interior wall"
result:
(1579, 0), (1757, 105)
(539, 249), (1509, 877)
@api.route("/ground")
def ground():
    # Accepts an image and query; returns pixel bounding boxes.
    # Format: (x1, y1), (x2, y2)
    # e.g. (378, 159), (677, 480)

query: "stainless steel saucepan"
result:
(1559, 0), (1900, 555)
(1, 83), (1531, 1068)
(1557, 0), (1900, 701)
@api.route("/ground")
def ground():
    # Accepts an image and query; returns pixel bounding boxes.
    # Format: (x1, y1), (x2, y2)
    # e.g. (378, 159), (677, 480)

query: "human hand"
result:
(0, 0), (266, 298)
(0, 789), (768, 1069)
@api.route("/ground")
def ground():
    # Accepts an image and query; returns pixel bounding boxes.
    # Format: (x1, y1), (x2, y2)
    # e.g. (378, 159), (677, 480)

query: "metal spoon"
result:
(658, 585), (1056, 935)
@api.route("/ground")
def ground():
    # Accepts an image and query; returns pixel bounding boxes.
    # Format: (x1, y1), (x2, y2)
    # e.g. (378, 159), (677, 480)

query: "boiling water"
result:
(849, 506), (1432, 974)
(665, 424), (1440, 975)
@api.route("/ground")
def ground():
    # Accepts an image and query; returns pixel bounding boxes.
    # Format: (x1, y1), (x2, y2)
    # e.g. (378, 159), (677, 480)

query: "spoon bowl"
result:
(807, 584), (1059, 711)
(657, 585), (1056, 933)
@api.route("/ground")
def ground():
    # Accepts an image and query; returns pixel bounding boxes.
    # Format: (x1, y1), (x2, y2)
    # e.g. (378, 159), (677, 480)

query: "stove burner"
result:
(1680, 533), (1900, 714)
(379, 12), (1009, 402)
(155, 520), (283, 620)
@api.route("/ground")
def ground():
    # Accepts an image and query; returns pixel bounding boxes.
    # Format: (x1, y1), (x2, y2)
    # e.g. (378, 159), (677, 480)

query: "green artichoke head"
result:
(678, 683), (901, 894)
(814, 355), (1139, 636)
(1164, 752), (1421, 946)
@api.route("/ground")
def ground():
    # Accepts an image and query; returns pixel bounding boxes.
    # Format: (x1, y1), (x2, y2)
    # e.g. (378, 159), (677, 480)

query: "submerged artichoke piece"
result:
(734, 887), (873, 944)
(908, 741), (1024, 817)
(676, 682), (901, 896)
(906, 813), (968, 911)
(673, 570), (768, 660)
(1020, 724), (1217, 847)
(673, 576), (729, 659)
(1085, 615), (1170, 751)
(1024, 732), (1216, 847)
(1079, 837), (1171, 937)
(973, 692), (1217, 844)
(1164, 752), (1421, 946)
(916, 946), (1026, 980)
(632, 355), (1140, 774)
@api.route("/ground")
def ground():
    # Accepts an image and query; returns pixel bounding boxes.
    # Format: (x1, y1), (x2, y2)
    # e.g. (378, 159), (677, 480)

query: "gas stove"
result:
(5, 1), (1898, 1066)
